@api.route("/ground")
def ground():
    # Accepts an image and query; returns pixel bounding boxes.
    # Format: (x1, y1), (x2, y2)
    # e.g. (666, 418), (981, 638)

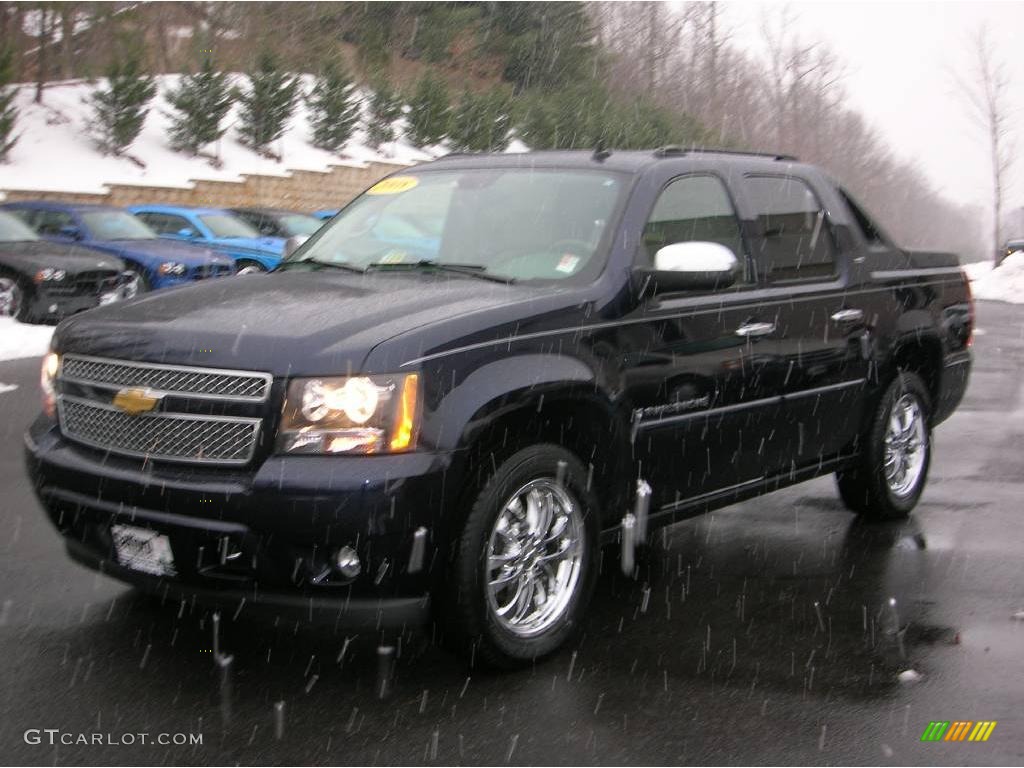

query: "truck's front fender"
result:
(420, 353), (602, 451)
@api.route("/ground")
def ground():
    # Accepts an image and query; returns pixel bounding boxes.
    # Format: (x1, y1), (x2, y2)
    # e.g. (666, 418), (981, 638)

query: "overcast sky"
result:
(721, 1), (1024, 226)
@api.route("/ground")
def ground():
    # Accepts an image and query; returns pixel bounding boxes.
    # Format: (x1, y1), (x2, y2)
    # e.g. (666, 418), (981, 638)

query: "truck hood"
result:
(52, 269), (555, 376)
(0, 240), (125, 275)
(83, 238), (233, 268)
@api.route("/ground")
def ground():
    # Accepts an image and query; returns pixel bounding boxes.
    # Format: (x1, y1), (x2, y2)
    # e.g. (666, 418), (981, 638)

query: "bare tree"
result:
(959, 25), (1014, 265)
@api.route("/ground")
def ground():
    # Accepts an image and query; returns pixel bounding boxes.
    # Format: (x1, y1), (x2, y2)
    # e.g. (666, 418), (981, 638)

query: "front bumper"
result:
(24, 417), (459, 629)
(26, 289), (105, 323)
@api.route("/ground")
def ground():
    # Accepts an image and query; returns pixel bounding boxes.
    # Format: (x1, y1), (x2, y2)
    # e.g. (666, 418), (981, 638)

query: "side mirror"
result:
(177, 227), (196, 239)
(59, 225), (82, 240)
(283, 234), (309, 257)
(641, 242), (741, 294)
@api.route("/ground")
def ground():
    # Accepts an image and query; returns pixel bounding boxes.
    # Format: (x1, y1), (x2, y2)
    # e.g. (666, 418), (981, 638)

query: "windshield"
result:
(81, 211), (158, 240)
(0, 211), (41, 242)
(199, 214), (261, 239)
(289, 169), (626, 282)
(278, 214), (323, 237)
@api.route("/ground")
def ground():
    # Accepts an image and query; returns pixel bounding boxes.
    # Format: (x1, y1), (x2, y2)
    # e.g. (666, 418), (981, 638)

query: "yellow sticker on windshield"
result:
(367, 176), (420, 195)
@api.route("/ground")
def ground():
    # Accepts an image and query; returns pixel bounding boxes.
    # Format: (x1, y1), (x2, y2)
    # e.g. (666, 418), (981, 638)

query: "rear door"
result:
(742, 173), (869, 469)
(623, 172), (787, 512)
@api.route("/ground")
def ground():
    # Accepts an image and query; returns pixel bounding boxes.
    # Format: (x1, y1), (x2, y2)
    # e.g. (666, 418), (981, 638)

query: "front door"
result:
(619, 173), (787, 514)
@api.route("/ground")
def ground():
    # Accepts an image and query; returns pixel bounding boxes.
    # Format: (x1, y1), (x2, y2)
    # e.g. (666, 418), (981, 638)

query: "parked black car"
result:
(0, 210), (128, 323)
(25, 149), (972, 668)
(228, 207), (324, 239)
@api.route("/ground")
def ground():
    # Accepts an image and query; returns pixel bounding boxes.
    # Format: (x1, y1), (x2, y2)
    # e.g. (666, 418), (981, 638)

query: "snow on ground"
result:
(0, 318), (54, 362)
(0, 75), (443, 195)
(963, 252), (1024, 304)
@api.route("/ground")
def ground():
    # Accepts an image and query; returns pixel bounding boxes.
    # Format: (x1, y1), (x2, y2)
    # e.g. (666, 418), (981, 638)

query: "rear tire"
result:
(836, 372), (932, 521)
(446, 444), (599, 669)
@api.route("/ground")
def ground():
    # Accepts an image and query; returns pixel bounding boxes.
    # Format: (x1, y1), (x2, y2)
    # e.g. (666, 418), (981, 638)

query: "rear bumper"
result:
(933, 353), (971, 426)
(25, 418), (460, 629)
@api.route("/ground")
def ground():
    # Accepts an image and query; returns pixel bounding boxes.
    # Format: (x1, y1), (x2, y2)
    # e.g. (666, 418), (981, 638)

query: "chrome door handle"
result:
(830, 308), (864, 323)
(735, 322), (776, 338)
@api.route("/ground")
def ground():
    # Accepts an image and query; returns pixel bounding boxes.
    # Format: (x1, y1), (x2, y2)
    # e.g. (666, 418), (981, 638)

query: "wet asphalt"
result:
(0, 300), (1021, 766)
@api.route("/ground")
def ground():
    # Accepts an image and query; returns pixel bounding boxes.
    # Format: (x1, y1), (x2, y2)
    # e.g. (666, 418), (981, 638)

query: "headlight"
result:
(34, 268), (65, 282)
(41, 352), (60, 418)
(158, 261), (187, 275)
(278, 373), (420, 454)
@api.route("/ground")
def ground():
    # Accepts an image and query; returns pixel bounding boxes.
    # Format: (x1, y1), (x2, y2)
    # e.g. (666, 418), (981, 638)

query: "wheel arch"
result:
(429, 355), (632, 531)
(885, 332), (944, 414)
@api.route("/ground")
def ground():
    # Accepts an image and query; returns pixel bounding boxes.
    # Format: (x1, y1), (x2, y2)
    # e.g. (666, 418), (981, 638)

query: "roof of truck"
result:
(419, 147), (803, 175)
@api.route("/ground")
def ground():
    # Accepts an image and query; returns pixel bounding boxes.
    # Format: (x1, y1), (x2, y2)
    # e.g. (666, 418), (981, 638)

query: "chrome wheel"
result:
(236, 263), (266, 276)
(486, 478), (585, 638)
(884, 393), (926, 497)
(0, 277), (23, 318)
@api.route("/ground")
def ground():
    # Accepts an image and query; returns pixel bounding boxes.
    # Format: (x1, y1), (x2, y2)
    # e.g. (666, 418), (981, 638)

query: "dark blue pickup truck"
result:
(25, 149), (972, 668)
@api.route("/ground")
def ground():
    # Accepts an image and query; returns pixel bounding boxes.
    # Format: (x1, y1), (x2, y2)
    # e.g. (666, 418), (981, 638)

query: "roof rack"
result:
(653, 145), (798, 162)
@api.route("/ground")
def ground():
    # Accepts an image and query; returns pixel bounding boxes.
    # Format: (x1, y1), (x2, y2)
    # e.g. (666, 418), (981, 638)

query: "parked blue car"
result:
(2, 202), (236, 294)
(312, 209), (339, 220)
(128, 205), (285, 274)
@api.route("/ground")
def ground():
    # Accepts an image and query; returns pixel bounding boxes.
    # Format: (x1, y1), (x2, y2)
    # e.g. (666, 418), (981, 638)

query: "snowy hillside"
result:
(0, 74), (447, 196)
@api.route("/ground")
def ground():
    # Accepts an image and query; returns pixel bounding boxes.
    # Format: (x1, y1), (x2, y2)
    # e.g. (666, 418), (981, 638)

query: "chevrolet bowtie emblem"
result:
(112, 387), (162, 415)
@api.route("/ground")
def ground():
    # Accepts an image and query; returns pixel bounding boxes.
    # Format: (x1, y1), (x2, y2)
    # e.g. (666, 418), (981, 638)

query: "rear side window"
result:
(838, 188), (886, 245)
(746, 176), (836, 282)
(641, 175), (747, 277)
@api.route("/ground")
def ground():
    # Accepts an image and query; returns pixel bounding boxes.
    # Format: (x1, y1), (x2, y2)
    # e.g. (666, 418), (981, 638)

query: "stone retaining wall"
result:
(1, 160), (410, 212)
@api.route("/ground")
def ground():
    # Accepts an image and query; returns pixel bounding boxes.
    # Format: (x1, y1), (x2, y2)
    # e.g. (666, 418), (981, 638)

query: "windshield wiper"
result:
(364, 260), (516, 284)
(277, 258), (365, 274)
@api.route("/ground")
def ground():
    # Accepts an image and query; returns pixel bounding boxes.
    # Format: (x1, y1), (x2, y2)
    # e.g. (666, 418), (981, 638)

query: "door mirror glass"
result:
(648, 242), (741, 292)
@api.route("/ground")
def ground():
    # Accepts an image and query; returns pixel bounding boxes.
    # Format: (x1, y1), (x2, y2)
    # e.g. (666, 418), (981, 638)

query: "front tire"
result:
(836, 372), (932, 520)
(123, 267), (149, 298)
(447, 444), (599, 669)
(236, 260), (267, 276)
(0, 275), (30, 321)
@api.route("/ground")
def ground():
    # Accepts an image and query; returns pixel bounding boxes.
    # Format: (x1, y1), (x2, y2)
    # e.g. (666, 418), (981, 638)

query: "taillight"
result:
(962, 268), (975, 348)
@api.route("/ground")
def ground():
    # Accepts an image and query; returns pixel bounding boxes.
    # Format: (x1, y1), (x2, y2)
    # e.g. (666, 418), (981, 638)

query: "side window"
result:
(746, 176), (836, 282)
(146, 213), (192, 235)
(641, 175), (747, 280)
(135, 212), (161, 230)
(35, 210), (75, 237)
(838, 188), (886, 246)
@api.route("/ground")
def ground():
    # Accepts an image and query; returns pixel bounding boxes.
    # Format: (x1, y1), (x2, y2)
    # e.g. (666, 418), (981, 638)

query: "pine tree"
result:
(89, 53), (157, 156)
(236, 53), (299, 155)
(405, 71), (450, 148)
(365, 76), (403, 149)
(306, 61), (361, 153)
(0, 45), (19, 162)
(448, 89), (512, 152)
(165, 58), (234, 156)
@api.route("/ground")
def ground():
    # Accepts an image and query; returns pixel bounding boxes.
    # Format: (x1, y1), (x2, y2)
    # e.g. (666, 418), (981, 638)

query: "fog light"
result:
(334, 546), (361, 579)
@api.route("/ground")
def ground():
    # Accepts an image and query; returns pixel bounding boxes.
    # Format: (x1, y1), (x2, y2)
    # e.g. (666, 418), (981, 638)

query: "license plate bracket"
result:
(111, 524), (176, 577)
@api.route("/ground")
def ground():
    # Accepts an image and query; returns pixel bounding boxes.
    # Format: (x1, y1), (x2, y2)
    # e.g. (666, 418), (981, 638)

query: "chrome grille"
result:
(58, 396), (260, 465)
(61, 355), (271, 401)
